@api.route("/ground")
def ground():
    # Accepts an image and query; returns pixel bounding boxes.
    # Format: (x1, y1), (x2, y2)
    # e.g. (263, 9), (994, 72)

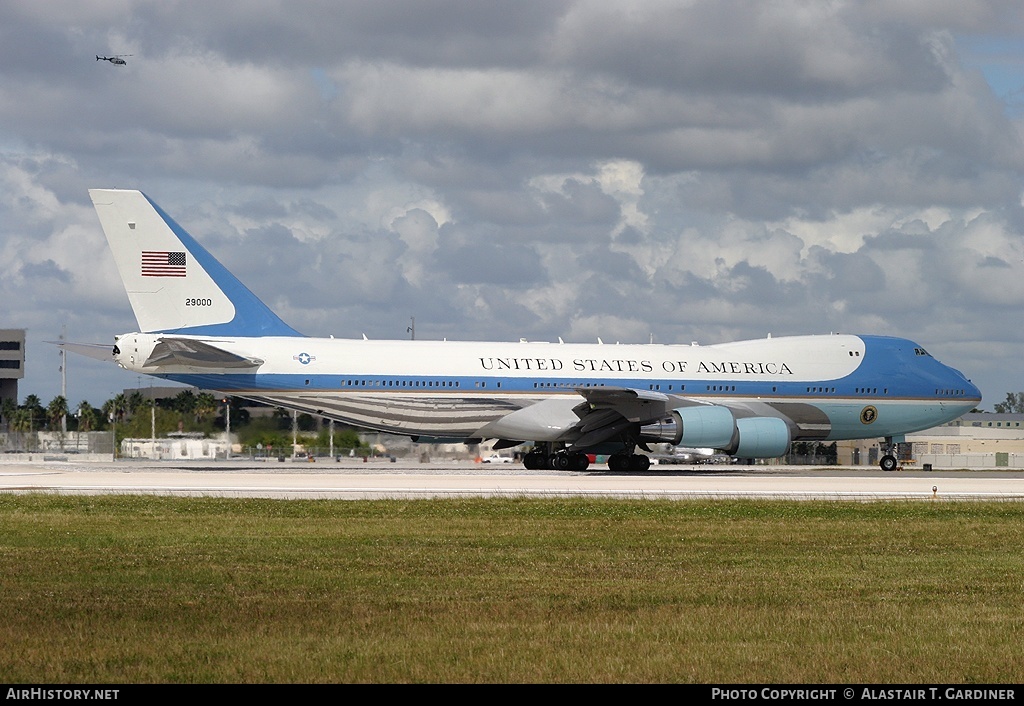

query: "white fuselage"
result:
(112, 331), (979, 444)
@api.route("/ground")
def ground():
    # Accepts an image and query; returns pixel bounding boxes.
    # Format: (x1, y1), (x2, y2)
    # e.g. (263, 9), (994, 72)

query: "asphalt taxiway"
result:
(2, 458), (1023, 500)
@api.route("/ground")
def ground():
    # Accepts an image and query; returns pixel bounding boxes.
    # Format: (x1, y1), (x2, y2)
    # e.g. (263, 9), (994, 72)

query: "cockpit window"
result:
(914, 347), (930, 357)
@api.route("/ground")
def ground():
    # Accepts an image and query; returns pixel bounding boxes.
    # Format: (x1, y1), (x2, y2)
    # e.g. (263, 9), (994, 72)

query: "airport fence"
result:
(0, 431), (114, 456)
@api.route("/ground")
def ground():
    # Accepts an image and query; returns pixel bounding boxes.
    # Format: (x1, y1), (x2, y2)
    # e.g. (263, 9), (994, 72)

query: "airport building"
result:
(120, 432), (231, 461)
(840, 413), (1024, 469)
(0, 329), (26, 405)
(905, 413), (1024, 468)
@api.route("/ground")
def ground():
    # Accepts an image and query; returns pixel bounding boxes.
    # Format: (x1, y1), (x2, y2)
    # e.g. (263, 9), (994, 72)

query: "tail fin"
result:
(89, 189), (302, 337)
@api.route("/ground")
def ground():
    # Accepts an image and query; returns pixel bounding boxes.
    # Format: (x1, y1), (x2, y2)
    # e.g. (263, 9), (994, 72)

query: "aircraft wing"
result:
(576, 386), (671, 417)
(143, 338), (264, 369)
(484, 385), (807, 457)
(568, 387), (674, 448)
(480, 386), (676, 449)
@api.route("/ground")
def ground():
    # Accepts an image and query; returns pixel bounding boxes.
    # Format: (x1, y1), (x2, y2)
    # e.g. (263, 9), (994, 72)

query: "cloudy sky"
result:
(2, 0), (1023, 410)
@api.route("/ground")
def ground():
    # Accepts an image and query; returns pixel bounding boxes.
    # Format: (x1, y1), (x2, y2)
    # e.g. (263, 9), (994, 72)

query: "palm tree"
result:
(10, 407), (31, 433)
(47, 396), (68, 432)
(127, 391), (146, 417)
(23, 394), (43, 431)
(169, 390), (197, 430)
(77, 401), (97, 432)
(272, 406), (292, 430)
(173, 390), (197, 415)
(195, 393), (217, 424)
(102, 394), (128, 424)
(12, 406), (38, 450)
(1, 397), (15, 428)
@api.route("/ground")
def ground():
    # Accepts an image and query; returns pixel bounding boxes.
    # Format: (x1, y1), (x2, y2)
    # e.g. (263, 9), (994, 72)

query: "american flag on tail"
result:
(141, 251), (186, 277)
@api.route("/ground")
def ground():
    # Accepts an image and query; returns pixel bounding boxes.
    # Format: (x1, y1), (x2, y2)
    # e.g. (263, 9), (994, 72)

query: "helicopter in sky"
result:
(96, 54), (131, 66)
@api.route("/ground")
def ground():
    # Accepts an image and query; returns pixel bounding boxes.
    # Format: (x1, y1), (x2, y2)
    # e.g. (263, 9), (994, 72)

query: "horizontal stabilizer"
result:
(144, 338), (264, 369)
(49, 341), (114, 362)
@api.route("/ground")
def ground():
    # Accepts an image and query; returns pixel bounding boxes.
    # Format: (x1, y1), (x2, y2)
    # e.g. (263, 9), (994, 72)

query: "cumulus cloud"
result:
(1, 0), (1023, 407)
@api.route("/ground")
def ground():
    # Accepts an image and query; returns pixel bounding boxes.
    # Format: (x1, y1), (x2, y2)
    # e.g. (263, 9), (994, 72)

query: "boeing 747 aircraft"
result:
(70, 189), (981, 472)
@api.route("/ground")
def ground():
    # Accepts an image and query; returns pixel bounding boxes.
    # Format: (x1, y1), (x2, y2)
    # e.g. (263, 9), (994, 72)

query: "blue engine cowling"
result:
(732, 417), (790, 458)
(638, 407), (791, 458)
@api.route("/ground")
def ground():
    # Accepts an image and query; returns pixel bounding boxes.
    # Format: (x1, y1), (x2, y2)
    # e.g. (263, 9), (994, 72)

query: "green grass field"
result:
(1, 494), (1022, 683)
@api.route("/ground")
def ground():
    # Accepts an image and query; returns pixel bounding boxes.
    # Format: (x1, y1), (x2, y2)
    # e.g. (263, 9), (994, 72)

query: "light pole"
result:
(223, 397), (231, 460)
(59, 325), (67, 434)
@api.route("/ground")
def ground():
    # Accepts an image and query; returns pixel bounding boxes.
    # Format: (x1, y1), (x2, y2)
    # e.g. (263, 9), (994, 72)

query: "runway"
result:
(2, 457), (1024, 500)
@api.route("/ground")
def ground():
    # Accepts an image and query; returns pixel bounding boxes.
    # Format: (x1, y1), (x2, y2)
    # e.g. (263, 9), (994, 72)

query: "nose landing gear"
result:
(879, 437), (900, 471)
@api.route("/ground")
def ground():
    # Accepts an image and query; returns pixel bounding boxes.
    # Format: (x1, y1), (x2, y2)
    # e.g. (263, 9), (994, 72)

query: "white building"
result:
(839, 413), (1024, 469)
(905, 413), (1024, 469)
(121, 433), (232, 460)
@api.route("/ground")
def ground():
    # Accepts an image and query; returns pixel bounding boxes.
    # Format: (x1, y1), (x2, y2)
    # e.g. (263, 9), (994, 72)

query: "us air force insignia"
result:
(293, 352), (316, 365)
(860, 406), (878, 425)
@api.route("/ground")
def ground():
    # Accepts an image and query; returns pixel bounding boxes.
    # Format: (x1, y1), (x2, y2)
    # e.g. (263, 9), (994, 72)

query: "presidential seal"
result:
(860, 405), (878, 425)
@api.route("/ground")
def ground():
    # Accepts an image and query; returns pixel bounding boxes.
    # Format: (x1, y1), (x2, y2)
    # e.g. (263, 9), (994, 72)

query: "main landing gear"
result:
(606, 453), (651, 472)
(522, 449), (590, 471)
(521, 444), (652, 472)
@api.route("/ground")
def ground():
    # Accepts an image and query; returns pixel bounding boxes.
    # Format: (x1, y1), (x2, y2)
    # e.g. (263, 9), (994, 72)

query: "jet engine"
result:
(638, 406), (791, 458)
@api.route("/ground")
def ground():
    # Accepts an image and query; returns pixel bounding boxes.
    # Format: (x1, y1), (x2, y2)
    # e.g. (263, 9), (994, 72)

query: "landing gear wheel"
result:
(608, 453), (630, 472)
(629, 455), (651, 472)
(523, 452), (546, 470)
(607, 453), (651, 472)
(879, 454), (898, 472)
(549, 453), (571, 471)
(570, 453), (590, 471)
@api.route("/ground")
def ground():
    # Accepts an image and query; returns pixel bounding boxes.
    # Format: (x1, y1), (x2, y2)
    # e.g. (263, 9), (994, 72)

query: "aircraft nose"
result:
(966, 377), (982, 402)
(945, 362), (982, 405)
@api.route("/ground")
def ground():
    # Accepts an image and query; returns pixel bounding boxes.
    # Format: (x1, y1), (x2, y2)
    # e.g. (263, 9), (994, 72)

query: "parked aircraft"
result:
(70, 189), (981, 472)
(650, 445), (731, 465)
